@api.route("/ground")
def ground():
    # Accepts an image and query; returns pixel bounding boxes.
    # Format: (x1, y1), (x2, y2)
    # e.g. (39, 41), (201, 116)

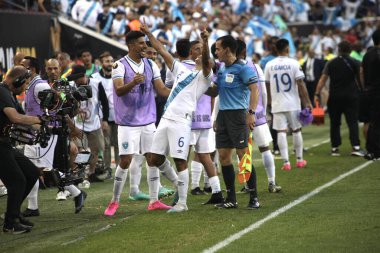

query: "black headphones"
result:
(12, 70), (32, 88)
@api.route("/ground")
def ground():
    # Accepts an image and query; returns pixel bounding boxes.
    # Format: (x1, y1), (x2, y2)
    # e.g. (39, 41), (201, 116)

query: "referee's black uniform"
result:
(0, 83), (39, 233)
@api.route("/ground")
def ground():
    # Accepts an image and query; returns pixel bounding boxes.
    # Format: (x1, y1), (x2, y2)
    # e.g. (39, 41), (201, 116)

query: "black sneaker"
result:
(88, 173), (103, 183)
(22, 208), (40, 217)
(202, 192), (224, 205)
(74, 191), (87, 214)
(364, 153), (380, 161)
(215, 200), (238, 209)
(191, 187), (205, 195)
(203, 186), (212, 193)
(19, 215), (34, 227)
(247, 197), (260, 209)
(3, 222), (32, 234)
(331, 147), (340, 157)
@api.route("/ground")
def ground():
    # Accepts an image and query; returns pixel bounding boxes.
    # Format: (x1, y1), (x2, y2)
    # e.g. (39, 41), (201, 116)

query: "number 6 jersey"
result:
(264, 56), (305, 113)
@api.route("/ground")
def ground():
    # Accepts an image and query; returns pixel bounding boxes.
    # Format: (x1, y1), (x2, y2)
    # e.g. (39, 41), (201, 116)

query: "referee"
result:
(213, 35), (260, 209)
(0, 66), (41, 234)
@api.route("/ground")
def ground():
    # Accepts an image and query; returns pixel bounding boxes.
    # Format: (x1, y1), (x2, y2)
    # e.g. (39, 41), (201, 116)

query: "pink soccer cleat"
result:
(296, 160), (307, 168)
(104, 201), (119, 216)
(147, 200), (172, 211)
(281, 163), (291, 171)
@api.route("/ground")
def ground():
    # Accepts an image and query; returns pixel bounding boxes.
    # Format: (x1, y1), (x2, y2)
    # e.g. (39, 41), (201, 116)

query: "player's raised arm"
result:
(140, 22), (175, 71)
(200, 29), (212, 77)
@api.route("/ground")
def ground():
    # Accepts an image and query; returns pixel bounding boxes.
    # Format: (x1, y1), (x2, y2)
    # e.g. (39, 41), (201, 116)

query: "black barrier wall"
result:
(0, 10), (51, 72)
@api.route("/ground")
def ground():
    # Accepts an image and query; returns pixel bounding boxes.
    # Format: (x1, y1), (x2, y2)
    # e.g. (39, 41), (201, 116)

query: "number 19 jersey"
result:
(264, 56), (305, 113)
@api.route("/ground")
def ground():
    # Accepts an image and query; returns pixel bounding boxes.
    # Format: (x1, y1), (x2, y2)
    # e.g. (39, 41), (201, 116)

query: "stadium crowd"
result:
(0, 0), (380, 234)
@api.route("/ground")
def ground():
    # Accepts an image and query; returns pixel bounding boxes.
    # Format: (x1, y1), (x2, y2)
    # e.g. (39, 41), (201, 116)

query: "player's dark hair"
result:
(236, 39), (246, 58)
(338, 41), (352, 55)
(216, 35), (237, 54)
(125, 31), (145, 45)
(275, 39), (289, 53)
(23, 56), (40, 74)
(176, 39), (191, 58)
(211, 43), (217, 58)
(77, 49), (91, 58)
(372, 29), (380, 46)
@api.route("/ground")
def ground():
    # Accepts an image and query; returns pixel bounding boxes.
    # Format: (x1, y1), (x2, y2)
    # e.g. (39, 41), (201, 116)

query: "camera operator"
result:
(21, 57), (87, 215)
(71, 65), (108, 183)
(0, 66), (40, 234)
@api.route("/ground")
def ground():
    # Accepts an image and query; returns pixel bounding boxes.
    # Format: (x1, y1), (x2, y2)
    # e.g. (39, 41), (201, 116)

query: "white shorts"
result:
(150, 118), (191, 160)
(252, 123), (273, 148)
(273, 111), (302, 131)
(118, 123), (156, 155)
(24, 135), (58, 168)
(190, 128), (216, 153)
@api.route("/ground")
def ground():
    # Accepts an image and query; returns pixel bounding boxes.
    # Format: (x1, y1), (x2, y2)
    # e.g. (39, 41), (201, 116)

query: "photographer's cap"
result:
(67, 64), (86, 81)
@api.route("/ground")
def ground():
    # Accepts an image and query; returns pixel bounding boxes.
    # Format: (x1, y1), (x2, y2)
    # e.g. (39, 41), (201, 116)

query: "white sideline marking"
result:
(202, 161), (373, 253)
(304, 139), (330, 150)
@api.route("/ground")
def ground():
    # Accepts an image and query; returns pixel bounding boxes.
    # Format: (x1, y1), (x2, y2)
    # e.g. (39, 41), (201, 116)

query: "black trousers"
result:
(366, 94), (380, 156)
(0, 142), (39, 222)
(327, 97), (360, 148)
(306, 80), (318, 107)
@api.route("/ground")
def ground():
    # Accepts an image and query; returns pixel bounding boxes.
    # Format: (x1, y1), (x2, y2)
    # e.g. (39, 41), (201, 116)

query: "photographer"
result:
(21, 57), (87, 215)
(0, 66), (40, 234)
(71, 65), (108, 183)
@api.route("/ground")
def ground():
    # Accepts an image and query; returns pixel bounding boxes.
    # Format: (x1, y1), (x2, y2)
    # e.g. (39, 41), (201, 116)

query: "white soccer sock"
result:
(208, 176), (221, 193)
(293, 131), (304, 161)
(177, 169), (189, 205)
(148, 166), (160, 203)
(158, 159), (178, 186)
(129, 154), (144, 195)
(191, 161), (203, 189)
(203, 168), (210, 188)
(112, 165), (128, 202)
(278, 132), (289, 163)
(64, 184), (81, 198)
(262, 150), (276, 184)
(27, 180), (39, 210)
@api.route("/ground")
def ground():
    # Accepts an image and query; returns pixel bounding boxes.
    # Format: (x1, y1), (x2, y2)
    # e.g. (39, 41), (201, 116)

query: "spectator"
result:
(111, 9), (127, 44)
(96, 2), (114, 36)
(71, 0), (102, 30)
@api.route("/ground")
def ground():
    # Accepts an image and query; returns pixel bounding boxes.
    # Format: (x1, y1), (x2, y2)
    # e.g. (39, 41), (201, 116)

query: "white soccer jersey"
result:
(74, 78), (101, 132)
(91, 72), (115, 122)
(265, 56), (305, 113)
(162, 61), (212, 125)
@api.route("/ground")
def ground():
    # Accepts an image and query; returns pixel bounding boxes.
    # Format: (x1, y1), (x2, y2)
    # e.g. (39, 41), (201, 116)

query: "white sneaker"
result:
(167, 203), (188, 213)
(78, 180), (91, 189)
(56, 191), (67, 201)
(0, 186), (7, 197)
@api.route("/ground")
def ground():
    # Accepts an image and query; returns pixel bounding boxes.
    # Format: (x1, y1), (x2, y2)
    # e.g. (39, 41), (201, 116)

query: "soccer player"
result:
(104, 31), (173, 216)
(140, 23), (213, 213)
(236, 39), (282, 193)
(211, 35), (260, 209)
(265, 39), (312, 171)
(165, 39), (223, 204)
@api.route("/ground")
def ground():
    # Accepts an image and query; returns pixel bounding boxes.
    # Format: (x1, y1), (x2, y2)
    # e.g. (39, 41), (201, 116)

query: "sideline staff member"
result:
(0, 66), (41, 234)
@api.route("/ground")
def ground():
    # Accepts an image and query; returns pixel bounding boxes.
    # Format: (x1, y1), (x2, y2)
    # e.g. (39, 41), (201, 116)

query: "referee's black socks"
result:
(222, 164), (236, 203)
(247, 165), (258, 199)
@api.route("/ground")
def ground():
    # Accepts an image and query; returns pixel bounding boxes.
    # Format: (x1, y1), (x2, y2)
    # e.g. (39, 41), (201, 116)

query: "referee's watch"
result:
(248, 109), (255, 115)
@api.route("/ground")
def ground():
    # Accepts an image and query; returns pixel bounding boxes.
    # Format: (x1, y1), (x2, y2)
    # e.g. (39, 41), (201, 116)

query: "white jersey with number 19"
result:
(264, 56), (305, 113)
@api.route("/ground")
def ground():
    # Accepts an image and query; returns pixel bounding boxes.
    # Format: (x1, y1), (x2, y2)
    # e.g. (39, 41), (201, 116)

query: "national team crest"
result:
(122, 142), (129, 150)
(113, 62), (118, 69)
